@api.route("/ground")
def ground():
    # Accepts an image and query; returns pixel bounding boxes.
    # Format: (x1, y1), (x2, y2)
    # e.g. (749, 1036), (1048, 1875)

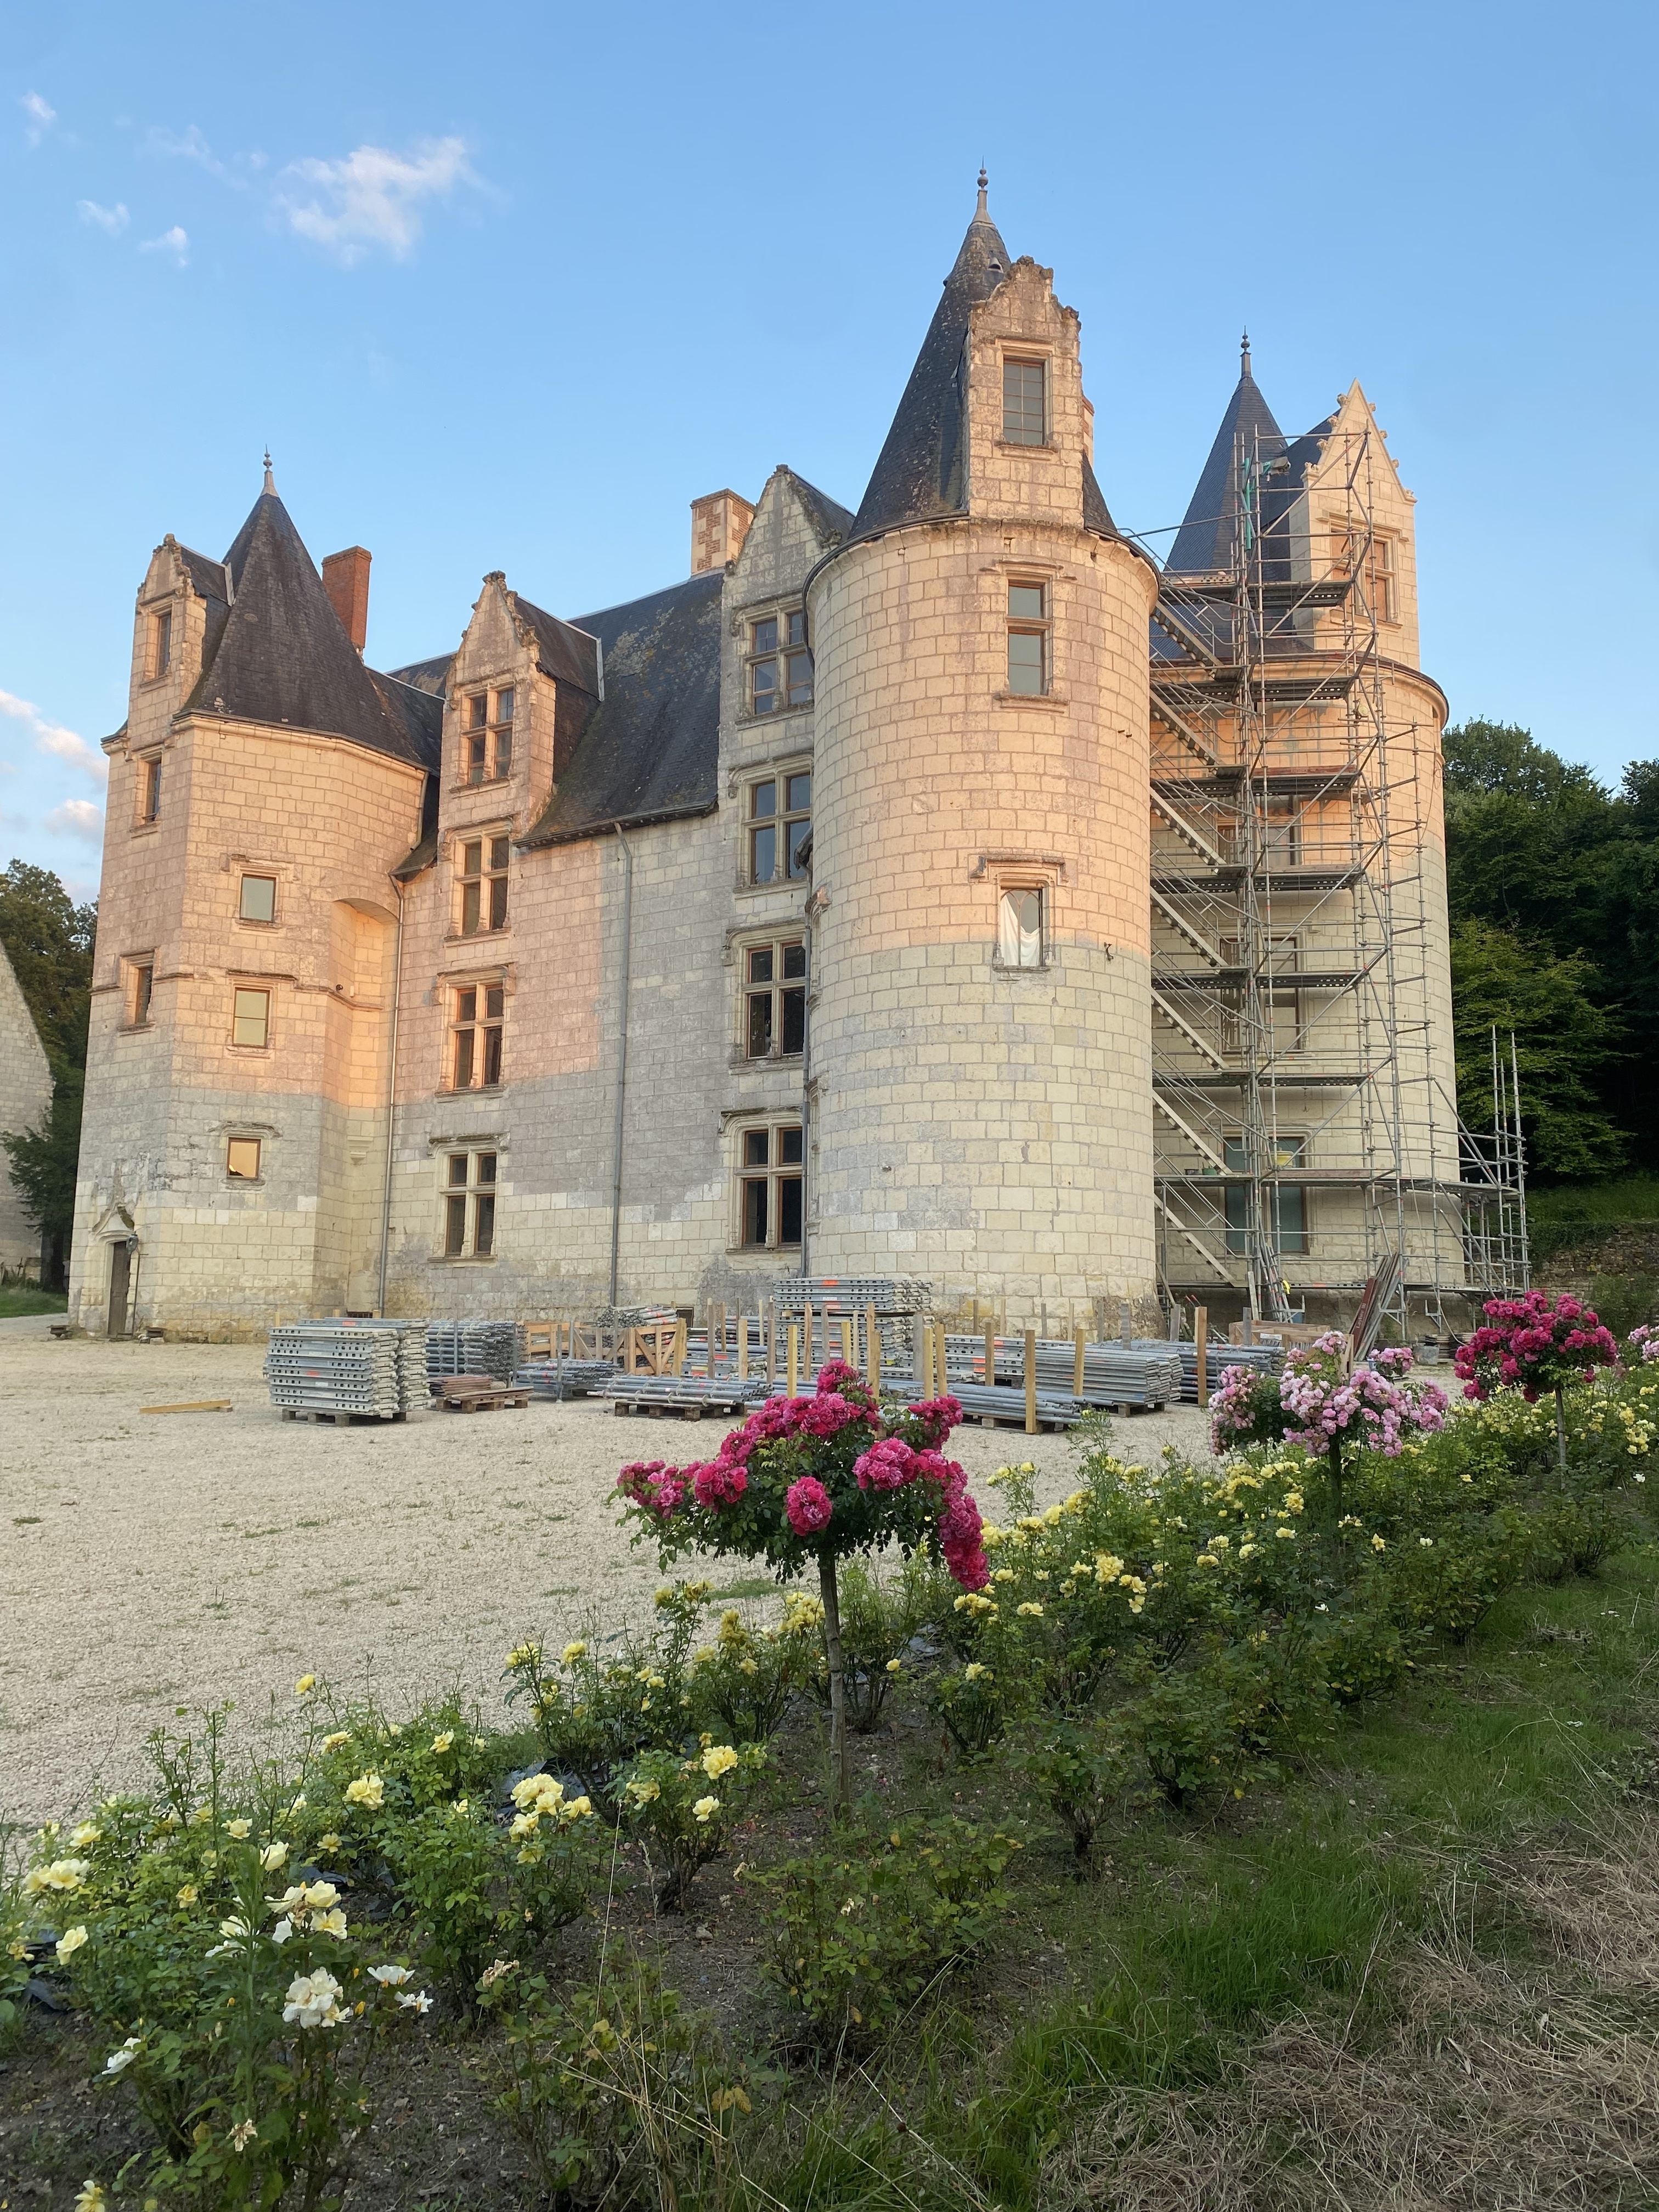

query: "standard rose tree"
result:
(1455, 1291), (1619, 1470)
(614, 1362), (986, 1801)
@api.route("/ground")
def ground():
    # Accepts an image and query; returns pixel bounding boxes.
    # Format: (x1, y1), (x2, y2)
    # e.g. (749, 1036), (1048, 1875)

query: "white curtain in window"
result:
(999, 887), (1043, 968)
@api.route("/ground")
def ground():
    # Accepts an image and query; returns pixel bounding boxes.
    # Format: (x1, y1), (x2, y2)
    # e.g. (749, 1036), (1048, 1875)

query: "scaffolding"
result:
(1146, 411), (1527, 1336)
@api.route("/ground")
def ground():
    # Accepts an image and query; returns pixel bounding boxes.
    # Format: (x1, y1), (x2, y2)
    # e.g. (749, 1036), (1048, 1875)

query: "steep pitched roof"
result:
(1163, 343), (1294, 578)
(185, 486), (439, 771)
(780, 469), (855, 548)
(520, 571), (723, 848)
(851, 187), (1014, 538)
(387, 654), (453, 698)
(507, 591), (602, 696)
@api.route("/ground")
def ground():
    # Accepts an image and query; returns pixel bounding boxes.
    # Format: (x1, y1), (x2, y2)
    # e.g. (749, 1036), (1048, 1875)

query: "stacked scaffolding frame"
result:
(1146, 413), (1527, 1333)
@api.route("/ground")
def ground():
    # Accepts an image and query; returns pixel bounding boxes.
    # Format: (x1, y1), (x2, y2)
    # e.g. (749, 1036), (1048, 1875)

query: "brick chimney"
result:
(690, 490), (755, 577)
(323, 546), (372, 652)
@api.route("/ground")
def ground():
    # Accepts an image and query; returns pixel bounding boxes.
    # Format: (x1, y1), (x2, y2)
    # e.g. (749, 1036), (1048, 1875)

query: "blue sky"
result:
(3, 0), (1654, 899)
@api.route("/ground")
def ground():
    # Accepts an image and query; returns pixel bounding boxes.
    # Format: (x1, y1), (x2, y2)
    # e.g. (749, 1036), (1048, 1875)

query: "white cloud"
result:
(143, 122), (261, 185)
(77, 198), (130, 236)
(140, 225), (190, 266)
(21, 91), (56, 147)
(45, 798), (105, 844)
(0, 690), (108, 783)
(276, 137), (476, 266)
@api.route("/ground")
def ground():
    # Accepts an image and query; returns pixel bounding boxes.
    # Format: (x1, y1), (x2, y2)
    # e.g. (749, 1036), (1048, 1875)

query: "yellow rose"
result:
(294, 1675), (317, 1699)
(57, 1925), (89, 1960)
(345, 1773), (384, 1810)
(701, 1745), (740, 1781)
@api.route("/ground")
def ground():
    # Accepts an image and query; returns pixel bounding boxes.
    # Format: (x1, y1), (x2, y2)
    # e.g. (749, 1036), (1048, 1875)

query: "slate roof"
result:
(1163, 347), (1328, 581)
(851, 194), (1013, 539)
(184, 487), (440, 771)
(780, 469), (855, 549)
(520, 570), (724, 848)
(507, 592), (602, 696)
(849, 189), (1120, 546)
(387, 654), (453, 698)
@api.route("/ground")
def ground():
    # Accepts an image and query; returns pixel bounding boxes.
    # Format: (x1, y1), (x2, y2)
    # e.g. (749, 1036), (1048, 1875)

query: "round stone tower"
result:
(804, 186), (1159, 1323)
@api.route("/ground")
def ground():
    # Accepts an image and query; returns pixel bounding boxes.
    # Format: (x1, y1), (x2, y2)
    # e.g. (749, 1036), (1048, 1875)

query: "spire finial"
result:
(1240, 330), (1251, 378)
(977, 166), (988, 216)
(262, 448), (275, 495)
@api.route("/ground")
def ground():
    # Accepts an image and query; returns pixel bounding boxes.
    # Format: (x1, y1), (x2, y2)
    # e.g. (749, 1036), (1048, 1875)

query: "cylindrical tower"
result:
(804, 193), (1159, 1322)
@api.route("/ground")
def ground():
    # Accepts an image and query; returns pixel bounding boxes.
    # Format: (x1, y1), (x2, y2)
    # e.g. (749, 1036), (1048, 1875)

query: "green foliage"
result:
(754, 1816), (1022, 2047)
(620, 1739), (766, 1912)
(0, 858), (95, 1070)
(690, 1592), (822, 1743)
(0, 1062), (82, 1265)
(811, 1555), (936, 1732)
(488, 1949), (755, 2209)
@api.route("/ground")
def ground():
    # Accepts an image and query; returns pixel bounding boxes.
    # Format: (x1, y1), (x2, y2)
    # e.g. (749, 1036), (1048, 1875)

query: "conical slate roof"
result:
(1163, 340), (1295, 578)
(851, 184), (1015, 538)
(186, 481), (441, 769)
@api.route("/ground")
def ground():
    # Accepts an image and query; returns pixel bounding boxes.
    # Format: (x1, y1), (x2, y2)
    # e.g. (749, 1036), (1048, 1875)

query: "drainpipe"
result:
(376, 877), (405, 1315)
(608, 822), (635, 1305)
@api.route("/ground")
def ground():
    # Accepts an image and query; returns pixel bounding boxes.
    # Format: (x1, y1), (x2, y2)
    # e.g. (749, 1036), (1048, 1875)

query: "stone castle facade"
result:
(69, 187), (1455, 1339)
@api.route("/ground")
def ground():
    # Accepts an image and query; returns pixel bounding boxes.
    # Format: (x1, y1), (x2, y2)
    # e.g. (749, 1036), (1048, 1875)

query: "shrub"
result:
(810, 1556), (936, 1733)
(1017, 1713), (1129, 1867)
(620, 1740), (767, 1912)
(1383, 1510), (1531, 1642)
(690, 1593), (821, 1745)
(754, 1815), (1022, 2047)
(1456, 1290), (1619, 1470)
(487, 1949), (755, 2208)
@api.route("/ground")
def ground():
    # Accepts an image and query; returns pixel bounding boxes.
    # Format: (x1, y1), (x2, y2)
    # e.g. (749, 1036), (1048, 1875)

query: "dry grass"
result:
(1047, 1815), (1659, 2211)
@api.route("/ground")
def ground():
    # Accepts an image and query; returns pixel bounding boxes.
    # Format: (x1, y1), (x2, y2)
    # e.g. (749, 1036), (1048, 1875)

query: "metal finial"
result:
(262, 448), (275, 495)
(1240, 330), (1251, 376)
(977, 166), (988, 215)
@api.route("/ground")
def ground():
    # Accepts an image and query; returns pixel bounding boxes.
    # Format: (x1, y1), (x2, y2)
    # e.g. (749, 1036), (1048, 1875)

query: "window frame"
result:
(225, 1135), (263, 1182)
(125, 956), (156, 1029)
(456, 830), (511, 938)
(439, 1148), (499, 1261)
(740, 934), (808, 1060)
(1001, 354), (1049, 447)
(461, 686), (517, 787)
(745, 767), (812, 886)
(151, 607), (173, 680)
(734, 1119), (804, 1252)
(449, 979), (505, 1092)
(230, 986), (272, 1051)
(1330, 524), (1397, 627)
(742, 605), (812, 721)
(238, 873), (278, 925)
(1223, 1135), (1310, 1255)
(135, 753), (163, 826)
(996, 881), (1047, 970)
(1005, 578), (1051, 697)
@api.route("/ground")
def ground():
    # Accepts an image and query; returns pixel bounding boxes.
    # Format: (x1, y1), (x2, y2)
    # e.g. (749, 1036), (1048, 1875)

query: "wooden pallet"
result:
(280, 1407), (407, 1425)
(439, 1378), (530, 1413)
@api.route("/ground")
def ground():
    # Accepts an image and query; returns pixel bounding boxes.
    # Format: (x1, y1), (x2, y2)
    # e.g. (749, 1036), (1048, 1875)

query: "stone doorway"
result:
(106, 1238), (133, 1339)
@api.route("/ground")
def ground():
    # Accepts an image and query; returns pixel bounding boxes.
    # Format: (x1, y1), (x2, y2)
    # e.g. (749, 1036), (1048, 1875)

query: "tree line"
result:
(1, 723), (1654, 1283)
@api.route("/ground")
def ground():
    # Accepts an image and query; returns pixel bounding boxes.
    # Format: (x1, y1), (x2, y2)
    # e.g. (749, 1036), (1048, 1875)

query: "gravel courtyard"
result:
(0, 1322), (1210, 1827)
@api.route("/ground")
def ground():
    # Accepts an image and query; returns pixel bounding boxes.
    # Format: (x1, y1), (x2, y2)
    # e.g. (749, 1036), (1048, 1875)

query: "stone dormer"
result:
(439, 574), (600, 849)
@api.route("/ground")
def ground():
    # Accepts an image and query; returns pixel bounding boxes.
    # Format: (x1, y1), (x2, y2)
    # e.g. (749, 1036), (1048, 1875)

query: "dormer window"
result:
(748, 611), (811, 714)
(464, 689), (515, 784)
(152, 609), (172, 679)
(1003, 358), (1047, 445)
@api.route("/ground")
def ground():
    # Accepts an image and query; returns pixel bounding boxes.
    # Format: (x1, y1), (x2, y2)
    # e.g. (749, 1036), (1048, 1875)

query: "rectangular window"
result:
(443, 1149), (498, 1258)
(748, 611), (810, 713)
(232, 988), (270, 1048)
(1003, 358), (1047, 444)
(138, 756), (162, 824)
(739, 1123), (804, 1248)
(747, 771), (811, 884)
(493, 686), (514, 777)
(463, 690), (516, 785)
(226, 1136), (262, 1180)
(153, 609), (172, 678)
(1331, 528), (1396, 624)
(1007, 580), (1048, 695)
(239, 873), (277, 923)
(128, 961), (154, 1026)
(451, 983), (505, 1089)
(1223, 1137), (1310, 1254)
(459, 835), (509, 935)
(744, 938), (807, 1058)
(998, 885), (1045, 968)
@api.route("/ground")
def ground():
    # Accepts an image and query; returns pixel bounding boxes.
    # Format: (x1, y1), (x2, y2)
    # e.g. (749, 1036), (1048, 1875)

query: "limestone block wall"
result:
(806, 517), (1159, 1318)
(0, 940), (52, 1273)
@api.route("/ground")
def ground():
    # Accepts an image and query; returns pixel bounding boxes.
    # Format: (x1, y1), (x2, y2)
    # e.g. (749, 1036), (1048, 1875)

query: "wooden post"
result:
(1024, 1328), (1038, 1435)
(737, 1318), (748, 1381)
(1074, 1325), (1087, 1398)
(935, 1322), (948, 1399)
(673, 1318), (687, 1377)
(1242, 1306), (1254, 1347)
(624, 1326), (637, 1375)
(866, 1303), (879, 1392)
(804, 1300), (814, 1384)
(840, 1316), (854, 1367)
(787, 1323), (800, 1398)
(985, 1321), (997, 1391)
(1195, 1305), (1208, 1404)
(765, 1304), (776, 1386)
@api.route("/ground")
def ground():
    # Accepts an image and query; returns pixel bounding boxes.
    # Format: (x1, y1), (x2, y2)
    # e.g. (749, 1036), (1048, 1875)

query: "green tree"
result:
(0, 860), (97, 1286)
(1448, 918), (1625, 1179)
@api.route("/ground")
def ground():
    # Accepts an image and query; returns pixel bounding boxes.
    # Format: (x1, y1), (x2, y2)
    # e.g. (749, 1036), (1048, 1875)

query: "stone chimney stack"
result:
(322, 546), (372, 652)
(689, 490), (755, 576)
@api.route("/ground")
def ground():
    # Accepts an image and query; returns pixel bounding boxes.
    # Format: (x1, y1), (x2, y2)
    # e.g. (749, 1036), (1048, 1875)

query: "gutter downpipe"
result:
(608, 822), (635, 1305)
(376, 877), (405, 1315)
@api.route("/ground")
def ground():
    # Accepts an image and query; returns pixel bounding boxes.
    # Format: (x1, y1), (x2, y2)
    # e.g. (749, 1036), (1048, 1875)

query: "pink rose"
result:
(785, 1477), (834, 1536)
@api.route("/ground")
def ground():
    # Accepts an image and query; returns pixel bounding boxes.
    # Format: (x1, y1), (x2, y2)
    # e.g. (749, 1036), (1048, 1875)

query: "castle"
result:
(69, 183), (1465, 1341)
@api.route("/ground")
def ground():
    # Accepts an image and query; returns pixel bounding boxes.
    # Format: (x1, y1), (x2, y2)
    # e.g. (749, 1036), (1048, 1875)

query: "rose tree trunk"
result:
(819, 1553), (852, 1809)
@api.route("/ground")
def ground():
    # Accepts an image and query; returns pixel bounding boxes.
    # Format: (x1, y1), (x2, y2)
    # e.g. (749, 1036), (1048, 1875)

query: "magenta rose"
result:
(785, 1476), (834, 1535)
